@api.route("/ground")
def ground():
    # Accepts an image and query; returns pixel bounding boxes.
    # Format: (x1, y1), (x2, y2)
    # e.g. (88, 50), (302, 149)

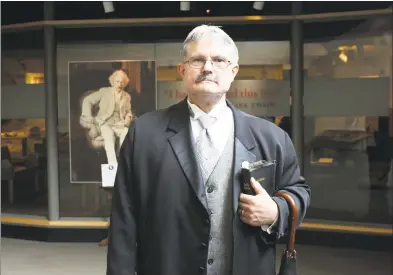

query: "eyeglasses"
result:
(185, 57), (232, 69)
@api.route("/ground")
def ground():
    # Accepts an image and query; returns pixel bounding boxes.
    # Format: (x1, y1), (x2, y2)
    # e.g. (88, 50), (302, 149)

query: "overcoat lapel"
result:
(226, 101), (259, 215)
(167, 99), (208, 211)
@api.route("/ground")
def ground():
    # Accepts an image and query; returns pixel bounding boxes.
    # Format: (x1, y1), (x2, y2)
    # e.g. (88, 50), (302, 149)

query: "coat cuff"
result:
(260, 211), (279, 234)
(259, 196), (289, 244)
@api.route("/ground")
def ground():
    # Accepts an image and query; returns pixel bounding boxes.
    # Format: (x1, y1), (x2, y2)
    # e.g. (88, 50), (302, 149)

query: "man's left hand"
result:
(239, 177), (279, 227)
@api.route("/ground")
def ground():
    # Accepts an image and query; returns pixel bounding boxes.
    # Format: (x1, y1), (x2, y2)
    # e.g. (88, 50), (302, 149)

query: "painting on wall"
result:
(68, 60), (156, 183)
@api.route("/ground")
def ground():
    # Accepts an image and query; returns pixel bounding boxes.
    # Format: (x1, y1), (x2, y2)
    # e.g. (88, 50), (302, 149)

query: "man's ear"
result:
(231, 64), (239, 80)
(177, 63), (185, 79)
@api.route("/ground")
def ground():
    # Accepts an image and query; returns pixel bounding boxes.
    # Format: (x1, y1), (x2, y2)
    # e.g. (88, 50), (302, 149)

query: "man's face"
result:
(112, 75), (125, 91)
(177, 39), (239, 99)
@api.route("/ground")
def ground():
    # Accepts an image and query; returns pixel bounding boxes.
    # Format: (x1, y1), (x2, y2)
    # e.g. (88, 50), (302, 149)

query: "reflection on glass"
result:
(1, 56), (44, 86)
(25, 73), (44, 84)
(1, 118), (47, 216)
(302, 16), (392, 225)
(304, 116), (392, 224)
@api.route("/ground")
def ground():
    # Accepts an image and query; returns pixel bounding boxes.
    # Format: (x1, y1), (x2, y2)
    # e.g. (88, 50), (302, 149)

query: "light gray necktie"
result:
(195, 114), (219, 183)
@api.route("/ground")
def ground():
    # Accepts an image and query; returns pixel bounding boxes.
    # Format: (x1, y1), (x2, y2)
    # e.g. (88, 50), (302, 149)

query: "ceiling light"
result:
(102, 1), (114, 13)
(253, 1), (265, 11)
(180, 1), (190, 11)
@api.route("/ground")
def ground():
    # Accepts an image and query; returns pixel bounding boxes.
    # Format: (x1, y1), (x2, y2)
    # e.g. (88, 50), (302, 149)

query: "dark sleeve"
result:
(106, 123), (138, 275)
(260, 132), (311, 244)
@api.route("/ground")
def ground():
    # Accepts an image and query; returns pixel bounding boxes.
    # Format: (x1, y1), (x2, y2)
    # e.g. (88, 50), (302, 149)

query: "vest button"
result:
(208, 259), (214, 265)
(204, 218), (210, 225)
(200, 243), (207, 248)
(199, 266), (205, 272)
(207, 186), (214, 193)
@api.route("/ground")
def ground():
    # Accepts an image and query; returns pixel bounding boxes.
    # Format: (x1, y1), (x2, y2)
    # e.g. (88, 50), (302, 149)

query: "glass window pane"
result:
(303, 15), (392, 224)
(1, 30), (47, 217)
(1, 118), (47, 216)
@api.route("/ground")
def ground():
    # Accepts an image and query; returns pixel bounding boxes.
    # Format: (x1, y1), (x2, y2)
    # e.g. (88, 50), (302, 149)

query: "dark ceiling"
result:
(1, 1), (391, 50)
(1, 1), (392, 25)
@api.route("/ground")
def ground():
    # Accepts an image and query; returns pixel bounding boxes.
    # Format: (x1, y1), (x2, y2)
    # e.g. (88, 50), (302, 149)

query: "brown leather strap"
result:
(276, 191), (298, 252)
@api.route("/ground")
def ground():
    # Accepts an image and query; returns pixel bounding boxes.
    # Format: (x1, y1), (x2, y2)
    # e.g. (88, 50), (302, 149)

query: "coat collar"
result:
(167, 97), (256, 151)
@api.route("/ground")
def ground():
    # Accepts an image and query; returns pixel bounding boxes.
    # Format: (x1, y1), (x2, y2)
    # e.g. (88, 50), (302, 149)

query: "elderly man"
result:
(80, 70), (134, 164)
(107, 25), (310, 275)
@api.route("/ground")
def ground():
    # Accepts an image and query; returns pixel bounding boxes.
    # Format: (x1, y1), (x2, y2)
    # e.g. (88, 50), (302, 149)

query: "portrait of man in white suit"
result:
(68, 60), (156, 183)
(79, 70), (135, 164)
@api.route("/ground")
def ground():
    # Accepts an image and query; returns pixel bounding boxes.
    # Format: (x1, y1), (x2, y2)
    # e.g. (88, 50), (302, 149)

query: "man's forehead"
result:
(186, 40), (233, 57)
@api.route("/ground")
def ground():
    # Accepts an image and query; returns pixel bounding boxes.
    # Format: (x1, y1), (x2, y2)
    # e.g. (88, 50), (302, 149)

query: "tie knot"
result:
(198, 114), (216, 130)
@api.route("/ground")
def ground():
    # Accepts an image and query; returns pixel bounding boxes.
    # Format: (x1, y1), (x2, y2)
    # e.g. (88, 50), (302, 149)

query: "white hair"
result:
(108, 70), (129, 87)
(181, 24), (239, 64)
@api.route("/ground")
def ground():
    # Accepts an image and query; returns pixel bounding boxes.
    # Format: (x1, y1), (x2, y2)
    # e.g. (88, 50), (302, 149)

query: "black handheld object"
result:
(241, 160), (275, 195)
(241, 161), (255, 195)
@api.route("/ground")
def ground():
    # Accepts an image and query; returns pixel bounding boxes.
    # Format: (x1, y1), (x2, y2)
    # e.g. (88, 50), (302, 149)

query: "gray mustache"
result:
(196, 74), (218, 83)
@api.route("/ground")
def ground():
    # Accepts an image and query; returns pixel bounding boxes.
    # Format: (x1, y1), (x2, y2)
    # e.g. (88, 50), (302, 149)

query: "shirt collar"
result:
(187, 98), (227, 120)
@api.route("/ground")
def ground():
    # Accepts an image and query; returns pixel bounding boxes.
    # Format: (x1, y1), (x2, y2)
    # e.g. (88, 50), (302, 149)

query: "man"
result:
(80, 70), (134, 164)
(107, 25), (310, 275)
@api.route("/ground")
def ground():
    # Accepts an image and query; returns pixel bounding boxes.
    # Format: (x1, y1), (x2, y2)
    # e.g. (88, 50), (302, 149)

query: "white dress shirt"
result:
(188, 99), (233, 151)
(187, 99), (277, 234)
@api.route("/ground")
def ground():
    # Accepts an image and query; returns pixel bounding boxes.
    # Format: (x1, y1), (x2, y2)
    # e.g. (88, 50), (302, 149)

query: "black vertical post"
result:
(290, 1), (304, 173)
(44, 1), (60, 220)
